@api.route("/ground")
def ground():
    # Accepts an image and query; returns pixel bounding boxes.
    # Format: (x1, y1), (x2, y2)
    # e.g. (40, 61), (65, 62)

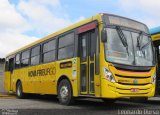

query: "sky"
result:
(0, 0), (160, 57)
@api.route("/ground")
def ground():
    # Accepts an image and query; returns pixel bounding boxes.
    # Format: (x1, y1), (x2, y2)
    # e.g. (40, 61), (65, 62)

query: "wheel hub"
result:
(17, 86), (21, 96)
(60, 86), (68, 99)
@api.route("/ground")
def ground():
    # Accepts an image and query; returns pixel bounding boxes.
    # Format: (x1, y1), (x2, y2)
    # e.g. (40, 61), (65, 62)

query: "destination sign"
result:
(103, 15), (149, 33)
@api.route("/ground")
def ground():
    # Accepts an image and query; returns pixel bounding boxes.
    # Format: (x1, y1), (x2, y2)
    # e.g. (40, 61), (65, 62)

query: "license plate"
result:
(131, 88), (139, 92)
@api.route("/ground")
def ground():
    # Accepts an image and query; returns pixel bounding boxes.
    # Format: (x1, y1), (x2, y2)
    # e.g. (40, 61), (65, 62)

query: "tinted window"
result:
(58, 32), (74, 60)
(21, 50), (30, 67)
(31, 46), (40, 57)
(43, 40), (56, 53)
(43, 50), (56, 63)
(31, 55), (40, 65)
(16, 54), (20, 62)
(59, 33), (74, 48)
(31, 46), (40, 65)
(22, 50), (30, 60)
(15, 54), (21, 68)
(58, 45), (74, 60)
(42, 39), (56, 63)
(21, 59), (29, 67)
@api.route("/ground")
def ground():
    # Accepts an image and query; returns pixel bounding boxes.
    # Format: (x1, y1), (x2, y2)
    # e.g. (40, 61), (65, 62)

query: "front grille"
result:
(115, 74), (151, 85)
(117, 82), (150, 86)
(113, 63), (151, 72)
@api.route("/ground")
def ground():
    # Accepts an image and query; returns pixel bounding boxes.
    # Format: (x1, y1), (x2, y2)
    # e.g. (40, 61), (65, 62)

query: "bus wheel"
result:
(102, 98), (116, 104)
(58, 79), (74, 105)
(16, 82), (25, 99)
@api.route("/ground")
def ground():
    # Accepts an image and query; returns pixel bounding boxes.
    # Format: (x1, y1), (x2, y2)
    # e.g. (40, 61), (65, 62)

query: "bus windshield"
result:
(104, 27), (154, 66)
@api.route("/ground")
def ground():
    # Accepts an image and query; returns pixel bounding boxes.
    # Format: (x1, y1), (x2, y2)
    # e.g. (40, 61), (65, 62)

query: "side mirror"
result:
(101, 29), (107, 42)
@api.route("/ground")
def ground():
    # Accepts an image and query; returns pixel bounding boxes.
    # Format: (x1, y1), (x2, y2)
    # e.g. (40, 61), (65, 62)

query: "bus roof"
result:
(150, 26), (160, 35)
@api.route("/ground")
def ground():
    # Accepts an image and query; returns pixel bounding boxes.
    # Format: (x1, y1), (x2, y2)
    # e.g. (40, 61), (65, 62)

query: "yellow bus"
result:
(150, 27), (160, 94)
(4, 13), (156, 105)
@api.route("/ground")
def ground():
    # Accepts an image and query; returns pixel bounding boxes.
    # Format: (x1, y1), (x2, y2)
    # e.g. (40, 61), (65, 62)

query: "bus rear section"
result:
(150, 26), (160, 95)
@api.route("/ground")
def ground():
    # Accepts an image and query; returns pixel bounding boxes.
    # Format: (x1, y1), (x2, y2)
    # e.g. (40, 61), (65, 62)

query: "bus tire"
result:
(58, 79), (74, 105)
(16, 81), (25, 99)
(102, 98), (116, 103)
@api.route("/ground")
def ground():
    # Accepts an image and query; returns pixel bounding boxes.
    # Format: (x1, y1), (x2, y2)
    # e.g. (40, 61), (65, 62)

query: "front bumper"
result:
(101, 79), (155, 98)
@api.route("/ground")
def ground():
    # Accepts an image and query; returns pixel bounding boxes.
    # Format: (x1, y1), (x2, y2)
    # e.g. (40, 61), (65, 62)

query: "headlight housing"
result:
(103, 67), (115, 83)
(152, 73), (156, 84)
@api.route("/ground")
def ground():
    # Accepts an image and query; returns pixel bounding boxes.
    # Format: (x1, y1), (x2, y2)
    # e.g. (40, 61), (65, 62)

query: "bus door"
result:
(4, 57), (14, 91)
(79, 30), (97, 95)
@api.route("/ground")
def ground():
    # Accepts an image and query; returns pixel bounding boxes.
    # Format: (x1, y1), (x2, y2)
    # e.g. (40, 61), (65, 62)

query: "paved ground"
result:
(0, 95), (160, 115)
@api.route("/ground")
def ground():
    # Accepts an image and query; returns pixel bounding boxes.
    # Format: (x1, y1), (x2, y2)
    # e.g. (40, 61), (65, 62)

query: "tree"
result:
(0, 58), (5, 63)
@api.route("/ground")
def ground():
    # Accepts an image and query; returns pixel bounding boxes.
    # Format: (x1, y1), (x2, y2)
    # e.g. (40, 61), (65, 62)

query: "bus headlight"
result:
(152, 73), (156, 84)
(103, 68), (115, 83)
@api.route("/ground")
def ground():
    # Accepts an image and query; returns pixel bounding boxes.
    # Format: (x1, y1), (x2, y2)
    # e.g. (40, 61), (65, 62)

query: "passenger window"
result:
(22, 50), (30, 60)
(43, 40), (56, 52)
(58, 45), (74, 60)
(42, 39), (56, 63)
(15, 53), (21, 68)
(58, 32), (74, 60)
(21, 50), (30, 67)
(59, 33), (74, 48)
(31, 46), (40, 65)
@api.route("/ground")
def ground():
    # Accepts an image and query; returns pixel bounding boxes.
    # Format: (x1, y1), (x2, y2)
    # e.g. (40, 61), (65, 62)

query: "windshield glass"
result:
(104, 28), (134, 65)
(104, 27), (154, 66)
(132, 33), (153, 66)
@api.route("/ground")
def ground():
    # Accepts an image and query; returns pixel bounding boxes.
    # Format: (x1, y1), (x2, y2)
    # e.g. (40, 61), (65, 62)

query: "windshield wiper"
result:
(137, 31), (143, 50)
(140, 40), (150, 50)
(137, 32), (150, 50)
(116, 26), (129, 55)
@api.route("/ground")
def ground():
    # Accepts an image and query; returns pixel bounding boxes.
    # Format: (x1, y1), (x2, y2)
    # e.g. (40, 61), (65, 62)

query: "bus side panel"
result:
(12, 62), (57, 95)
(4, 72), (11, 92)
(12, 69), (31, 93)
(55, 58), (79, 97)
(38, 62), (56, 94)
